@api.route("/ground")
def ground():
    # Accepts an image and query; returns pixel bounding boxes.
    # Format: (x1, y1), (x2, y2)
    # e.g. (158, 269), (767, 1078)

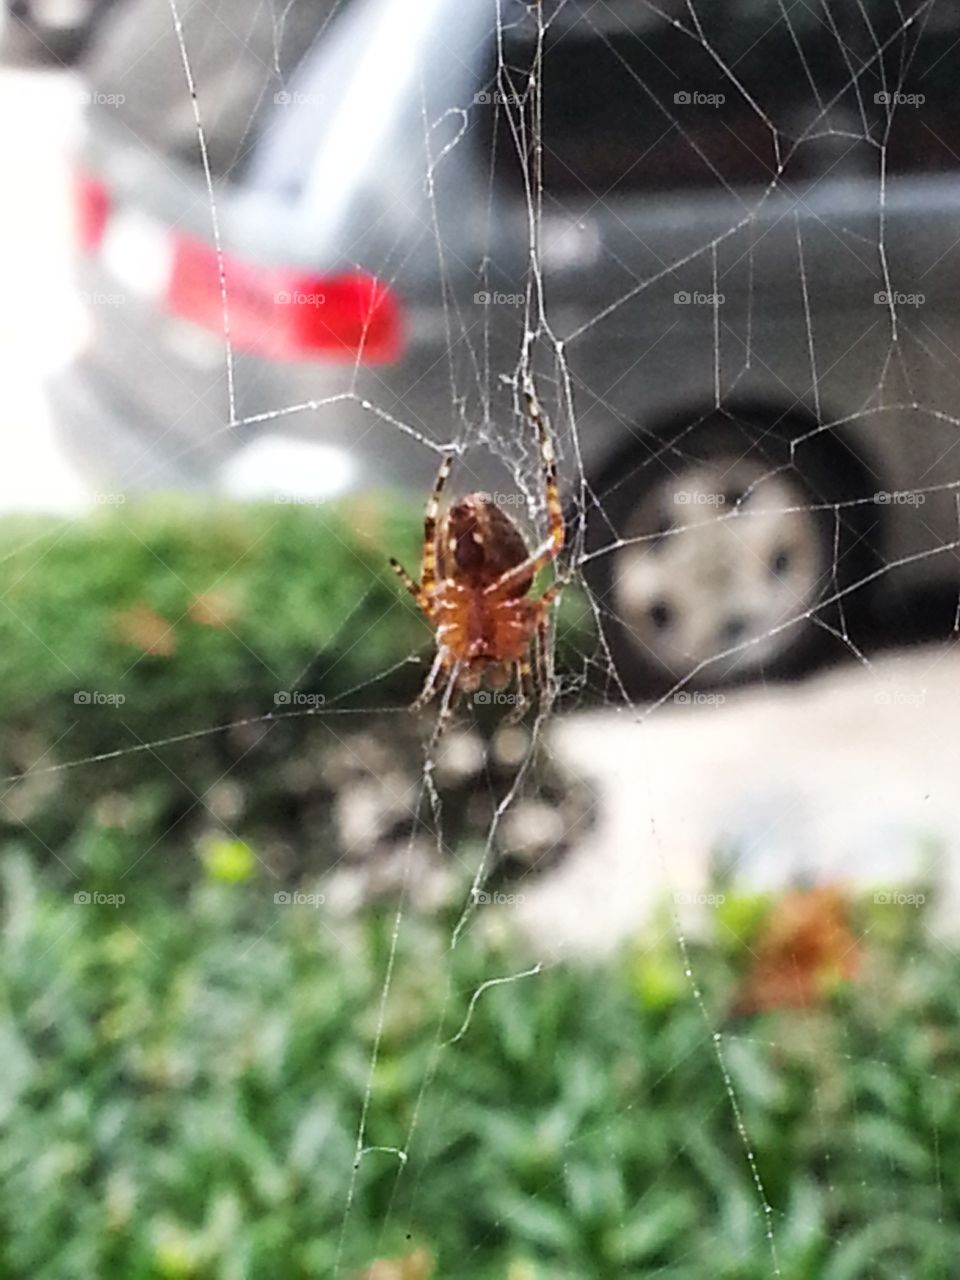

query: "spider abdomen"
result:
(439, 495), (534, 595)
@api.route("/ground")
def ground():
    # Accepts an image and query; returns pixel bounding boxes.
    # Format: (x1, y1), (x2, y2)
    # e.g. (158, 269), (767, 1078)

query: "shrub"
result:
(0, 501), (590, 880)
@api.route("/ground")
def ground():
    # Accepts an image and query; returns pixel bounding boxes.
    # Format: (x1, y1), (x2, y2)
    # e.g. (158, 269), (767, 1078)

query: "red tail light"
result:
(73, 170), (110, 253)
(167, 236), (402, 364)
(71, 168), (403, 364)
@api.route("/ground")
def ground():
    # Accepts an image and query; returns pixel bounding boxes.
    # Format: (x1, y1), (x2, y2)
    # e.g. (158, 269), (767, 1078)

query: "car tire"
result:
(581, 407), (879, 697)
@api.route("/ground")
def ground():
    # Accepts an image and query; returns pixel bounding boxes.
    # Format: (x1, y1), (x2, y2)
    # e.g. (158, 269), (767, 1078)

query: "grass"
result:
(2, 838), (958, 1279)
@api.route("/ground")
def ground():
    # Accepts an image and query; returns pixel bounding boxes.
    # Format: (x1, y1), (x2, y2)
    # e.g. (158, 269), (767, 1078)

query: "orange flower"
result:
(736, 887), (861, 1014)
(114, 604), (176, 656)
(354, 1247), (433, 1280)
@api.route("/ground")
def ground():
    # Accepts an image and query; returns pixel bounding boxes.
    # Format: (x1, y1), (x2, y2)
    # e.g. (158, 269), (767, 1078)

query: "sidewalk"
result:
(521, 644), (959, 954)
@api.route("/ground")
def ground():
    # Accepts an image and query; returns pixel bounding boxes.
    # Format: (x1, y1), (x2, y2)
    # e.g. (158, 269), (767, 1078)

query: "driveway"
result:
(523, 643), (960, 954)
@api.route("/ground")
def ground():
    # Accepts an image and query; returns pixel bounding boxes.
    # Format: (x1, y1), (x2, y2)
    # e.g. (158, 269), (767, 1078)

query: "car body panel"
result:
(52, 0), (960, 597)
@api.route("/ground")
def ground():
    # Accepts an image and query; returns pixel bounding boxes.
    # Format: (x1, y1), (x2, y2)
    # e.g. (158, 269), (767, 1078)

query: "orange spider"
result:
(390, 395), (565, 715)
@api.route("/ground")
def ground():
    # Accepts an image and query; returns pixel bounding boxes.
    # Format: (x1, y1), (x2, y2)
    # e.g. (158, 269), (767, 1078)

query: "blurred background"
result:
(3, 2), (960, 1277)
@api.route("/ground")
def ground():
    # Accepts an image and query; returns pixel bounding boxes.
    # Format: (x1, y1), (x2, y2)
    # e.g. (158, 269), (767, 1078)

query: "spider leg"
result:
(390, 558), (431, 617)
(524, 384), (564, 557)
(504, 657), (532, 725)
(534, 610), (554, 709)
(421, 661), (464, 747)
(526, 581), (564, 709)
(486, 390), (564, 598)
(536, 578), (564, 610)
(484, 535), (558, 598)
(436, 670), (463, 733)
(421, 452), (454, 599)
(411, 648), (446, 712)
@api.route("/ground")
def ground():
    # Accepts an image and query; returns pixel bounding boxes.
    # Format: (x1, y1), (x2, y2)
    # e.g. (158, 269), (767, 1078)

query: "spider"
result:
(390, 393), (565, 718)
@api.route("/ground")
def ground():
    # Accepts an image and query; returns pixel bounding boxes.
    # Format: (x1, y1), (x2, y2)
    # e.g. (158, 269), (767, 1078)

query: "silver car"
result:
(54, 0), (958, 690)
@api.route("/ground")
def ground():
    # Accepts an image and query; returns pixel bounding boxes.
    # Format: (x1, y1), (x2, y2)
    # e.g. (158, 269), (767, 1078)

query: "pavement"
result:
(520, 642), (960, 954)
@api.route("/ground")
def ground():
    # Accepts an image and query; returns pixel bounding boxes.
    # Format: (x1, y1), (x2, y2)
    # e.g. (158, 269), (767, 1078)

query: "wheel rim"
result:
(611, 454), (824, 681)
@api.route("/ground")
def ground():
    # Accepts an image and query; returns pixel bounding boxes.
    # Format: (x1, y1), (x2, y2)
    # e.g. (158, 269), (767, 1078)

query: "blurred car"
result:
(52, 0), (960, 692)
(2, 0), (117, 63)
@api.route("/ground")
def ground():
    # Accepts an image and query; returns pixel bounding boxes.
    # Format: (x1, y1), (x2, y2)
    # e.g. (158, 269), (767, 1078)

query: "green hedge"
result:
(0, 501), (590, 875)
(2, 850), (957, 1279)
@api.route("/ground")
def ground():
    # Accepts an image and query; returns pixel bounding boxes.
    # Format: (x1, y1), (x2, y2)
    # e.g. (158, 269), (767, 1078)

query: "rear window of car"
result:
(485, 0), (952, 197)
(84, 0), (353, 181)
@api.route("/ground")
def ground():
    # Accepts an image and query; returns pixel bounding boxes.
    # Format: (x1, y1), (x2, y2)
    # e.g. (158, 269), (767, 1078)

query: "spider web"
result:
(11, 0), (960, 1274)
